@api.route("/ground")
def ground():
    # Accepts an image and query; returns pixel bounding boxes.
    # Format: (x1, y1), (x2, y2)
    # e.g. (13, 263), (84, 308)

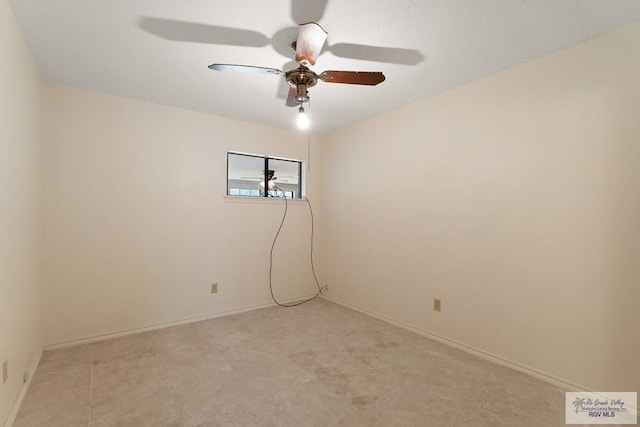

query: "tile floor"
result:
(14, 299), (573, 426)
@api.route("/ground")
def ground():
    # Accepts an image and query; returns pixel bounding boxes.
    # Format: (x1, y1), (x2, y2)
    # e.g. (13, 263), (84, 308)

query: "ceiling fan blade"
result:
(208, 64), (283, 75)
(291, 0), (329, 24)
(277, 61), (299, 103)
(138, 17), (270, 47)
(319, 70), (386, 86)
(328, 43), (424, 65)
(295, 23), (327, 67)
(286, 87), (299, 107)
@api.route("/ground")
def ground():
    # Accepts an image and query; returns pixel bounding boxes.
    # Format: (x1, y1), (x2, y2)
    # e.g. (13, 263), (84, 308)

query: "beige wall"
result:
(0, 1), (43, 424)
(42, 85), (320, 346)
(316, 23), (640, 392)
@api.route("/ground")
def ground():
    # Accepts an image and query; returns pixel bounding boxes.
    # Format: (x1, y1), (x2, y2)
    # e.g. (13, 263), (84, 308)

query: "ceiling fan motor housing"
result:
(285, 66), (318, 103)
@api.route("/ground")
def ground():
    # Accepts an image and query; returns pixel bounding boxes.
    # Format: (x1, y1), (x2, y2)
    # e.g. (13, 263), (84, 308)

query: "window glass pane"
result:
(267, 158), (301, 199)
(227, 153), (264, 197)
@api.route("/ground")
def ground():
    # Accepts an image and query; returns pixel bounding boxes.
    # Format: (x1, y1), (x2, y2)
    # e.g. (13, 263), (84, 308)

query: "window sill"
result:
(223, 195), (307, 204)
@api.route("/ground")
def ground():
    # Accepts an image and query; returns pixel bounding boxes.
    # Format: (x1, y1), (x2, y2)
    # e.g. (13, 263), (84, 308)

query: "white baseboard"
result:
(321, 294), (591, 393)
(43, 294), (317, 351)
(4, 349), (42, 427)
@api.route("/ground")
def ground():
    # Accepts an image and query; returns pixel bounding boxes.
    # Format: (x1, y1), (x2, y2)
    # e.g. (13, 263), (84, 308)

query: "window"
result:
(227, 152), (302, 199)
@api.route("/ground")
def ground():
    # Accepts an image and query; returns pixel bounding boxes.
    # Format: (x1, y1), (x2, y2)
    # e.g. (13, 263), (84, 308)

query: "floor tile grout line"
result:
(153, 348), (188, 427)
(88, 348), (95, 427)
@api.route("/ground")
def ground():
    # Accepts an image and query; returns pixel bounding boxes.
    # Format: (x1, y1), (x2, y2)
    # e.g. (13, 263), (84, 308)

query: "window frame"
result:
(226, 152), (303, 199)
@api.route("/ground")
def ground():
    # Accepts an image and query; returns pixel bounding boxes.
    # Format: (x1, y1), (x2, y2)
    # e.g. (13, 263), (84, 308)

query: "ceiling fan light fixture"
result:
(296, 105), (310, 130)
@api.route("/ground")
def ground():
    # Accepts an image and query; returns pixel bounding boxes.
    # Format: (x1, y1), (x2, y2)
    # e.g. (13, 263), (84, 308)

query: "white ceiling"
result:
(10, 0), (640, 133)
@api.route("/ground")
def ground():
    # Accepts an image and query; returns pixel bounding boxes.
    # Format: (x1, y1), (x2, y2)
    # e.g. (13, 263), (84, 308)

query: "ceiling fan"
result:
(243, 170), (290, 197)
(241, 169), (291, 184)
(208, 22), (386, 110)
(139, 1), (423, 119)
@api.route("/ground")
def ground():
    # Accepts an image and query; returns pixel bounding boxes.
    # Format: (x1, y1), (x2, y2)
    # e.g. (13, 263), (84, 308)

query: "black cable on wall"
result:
(268, 189), (326, 307)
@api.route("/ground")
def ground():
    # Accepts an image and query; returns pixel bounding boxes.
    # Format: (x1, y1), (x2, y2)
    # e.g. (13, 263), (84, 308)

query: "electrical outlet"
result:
(211, 283), (218, 294)
(434, 298), (441, 312)
(2, 359), (7, 384)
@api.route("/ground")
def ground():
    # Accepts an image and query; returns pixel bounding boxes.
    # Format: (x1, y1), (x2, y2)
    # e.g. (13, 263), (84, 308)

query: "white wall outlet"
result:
(2, 359), (7, 384)
(434, 298), (441, 312)
(211, 283), (218, 294)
